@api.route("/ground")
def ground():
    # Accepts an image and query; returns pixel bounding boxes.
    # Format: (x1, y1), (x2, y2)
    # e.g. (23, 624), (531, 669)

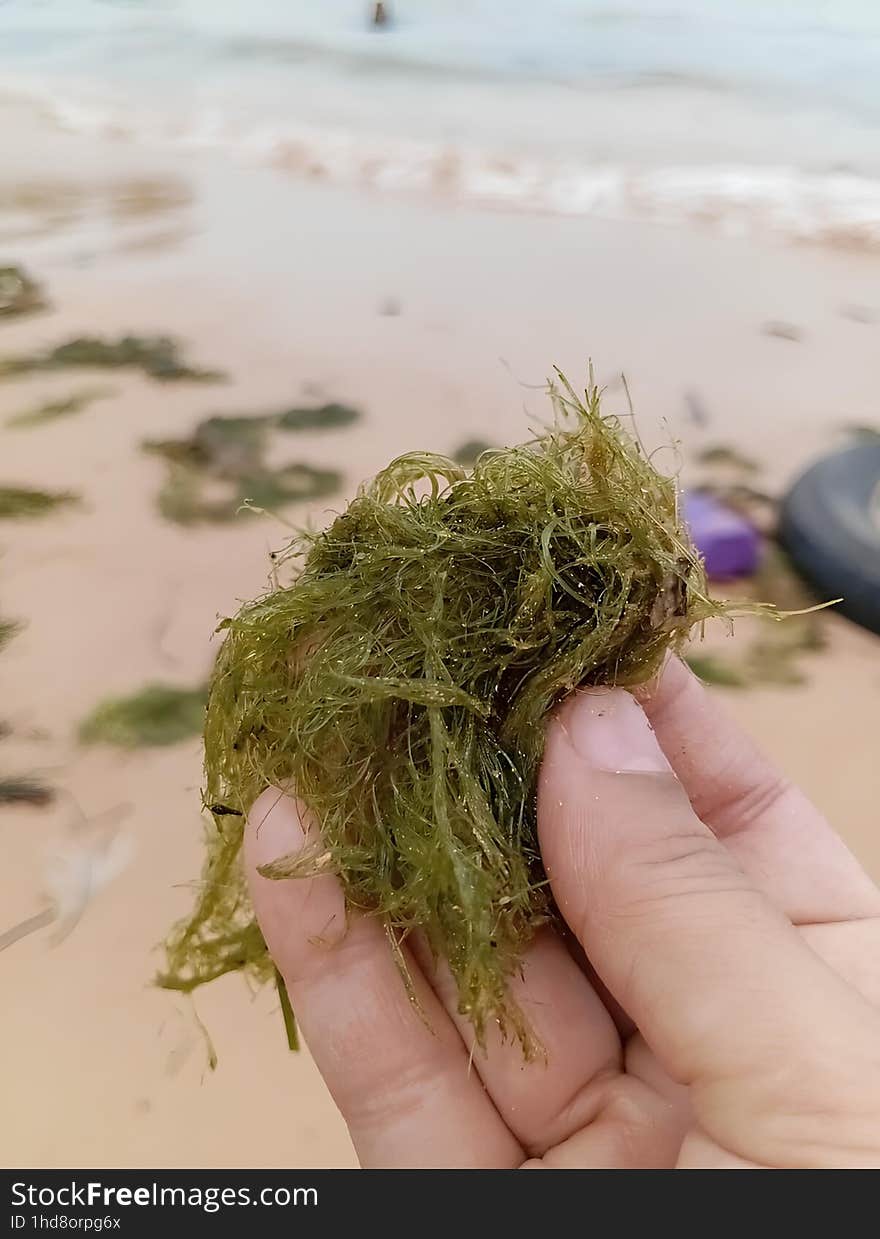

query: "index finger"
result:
(245, 788), (523, 1169)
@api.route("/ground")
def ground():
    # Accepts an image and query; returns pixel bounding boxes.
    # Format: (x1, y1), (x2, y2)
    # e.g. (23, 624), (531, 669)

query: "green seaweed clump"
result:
(0, 485), (79, 520)
(161, 372), (741, 1051)
(0, 335), (223, 383)
(79, 683), (206, 748)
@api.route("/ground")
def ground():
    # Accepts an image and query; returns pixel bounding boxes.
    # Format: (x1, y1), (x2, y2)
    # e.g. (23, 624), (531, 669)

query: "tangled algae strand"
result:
(162, 373), (736, 1053)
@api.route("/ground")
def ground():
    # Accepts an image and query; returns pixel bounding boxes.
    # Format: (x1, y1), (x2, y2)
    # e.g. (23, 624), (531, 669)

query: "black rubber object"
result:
(779, 440), (880, 636)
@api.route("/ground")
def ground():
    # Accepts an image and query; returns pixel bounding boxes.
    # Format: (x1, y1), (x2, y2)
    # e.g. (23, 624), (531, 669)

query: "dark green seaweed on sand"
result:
(0, 335), (223, 383)
(145, 404), (360, 472)
(452, 437), (496, 466)
(146, 416), (268, 478)
(79, 683), (207, 748)
(144, 409), (346, 525)
(0, 266), (46, 321)
(0, 776), (54, 808)
(0, 485), (79, 520)
(0, 616), (21, 652)
(0, 618), (54, 809)
(695, 444), (760, 473)
(145, 404), (361, 471)
(155, 462), (341, 525)
(684, 652), (749, 687)
(275, 402), (360, 431)
(6, 387), (114, 429)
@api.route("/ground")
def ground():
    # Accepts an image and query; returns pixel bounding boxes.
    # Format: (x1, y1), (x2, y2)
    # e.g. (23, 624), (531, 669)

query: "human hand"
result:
(244, 657), (880, 1168)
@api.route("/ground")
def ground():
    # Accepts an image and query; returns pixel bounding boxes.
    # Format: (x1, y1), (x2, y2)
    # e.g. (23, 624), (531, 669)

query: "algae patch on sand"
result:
(0, 265), (46, 321)
(452, 437), (496, 466)
(79, 684), (206, 748)
(275, 402), (360, 432)
(154, 462), (341, 526)
(0, 616), (21, 652)
(6, 387), (115, 429)
(0, 335), (224, 383)
(0, 776), (54, 808)
(0, 486), (79, 520)
(144, 406), (352, 525)
(162, 372), (756, 1052)
(0, 617), (54, 810)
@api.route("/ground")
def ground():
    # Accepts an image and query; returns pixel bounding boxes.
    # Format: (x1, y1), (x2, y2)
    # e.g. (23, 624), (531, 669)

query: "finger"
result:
(245, 788), (523, 1169)
(677, 1132), (763, 1169)
(417, 927), (683, 1140)
(539, 691), (880, 1167)
(521, 1072), (687, 1169)
(637, 658), (880, 922)
(415, 929), (689, 1166)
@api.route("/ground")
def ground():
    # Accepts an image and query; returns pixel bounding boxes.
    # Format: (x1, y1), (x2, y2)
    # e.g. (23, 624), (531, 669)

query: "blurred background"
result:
(1, 1), (878, 1168)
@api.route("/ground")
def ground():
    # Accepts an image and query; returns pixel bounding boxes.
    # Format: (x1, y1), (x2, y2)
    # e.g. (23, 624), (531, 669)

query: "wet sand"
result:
(1, 118), (879, 1168)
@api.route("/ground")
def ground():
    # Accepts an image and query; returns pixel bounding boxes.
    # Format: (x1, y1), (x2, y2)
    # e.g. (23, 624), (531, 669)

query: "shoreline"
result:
(6, 85), (880, 256)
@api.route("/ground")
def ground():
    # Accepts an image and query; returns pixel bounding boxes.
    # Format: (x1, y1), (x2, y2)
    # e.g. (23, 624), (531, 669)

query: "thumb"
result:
(538, 688), (880, 1166)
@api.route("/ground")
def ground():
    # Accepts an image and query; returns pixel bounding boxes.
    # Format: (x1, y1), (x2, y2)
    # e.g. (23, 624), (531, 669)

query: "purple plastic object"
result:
(683, 490), (760, 580)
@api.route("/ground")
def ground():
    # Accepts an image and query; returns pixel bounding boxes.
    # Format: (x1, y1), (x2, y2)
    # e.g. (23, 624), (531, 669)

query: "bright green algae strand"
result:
(161, 375), (727, 1051)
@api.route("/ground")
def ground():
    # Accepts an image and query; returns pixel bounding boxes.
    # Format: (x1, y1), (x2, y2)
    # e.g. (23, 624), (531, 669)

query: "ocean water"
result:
(3, 0), (880, 248)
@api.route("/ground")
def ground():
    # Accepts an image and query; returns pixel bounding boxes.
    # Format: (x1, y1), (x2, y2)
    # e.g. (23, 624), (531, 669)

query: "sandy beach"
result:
(1, 100), (879, 1168)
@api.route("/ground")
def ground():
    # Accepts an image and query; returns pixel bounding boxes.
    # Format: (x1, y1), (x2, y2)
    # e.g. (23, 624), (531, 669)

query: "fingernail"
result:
(559, 689), (673, 774)
(247, 788), (306, 869)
